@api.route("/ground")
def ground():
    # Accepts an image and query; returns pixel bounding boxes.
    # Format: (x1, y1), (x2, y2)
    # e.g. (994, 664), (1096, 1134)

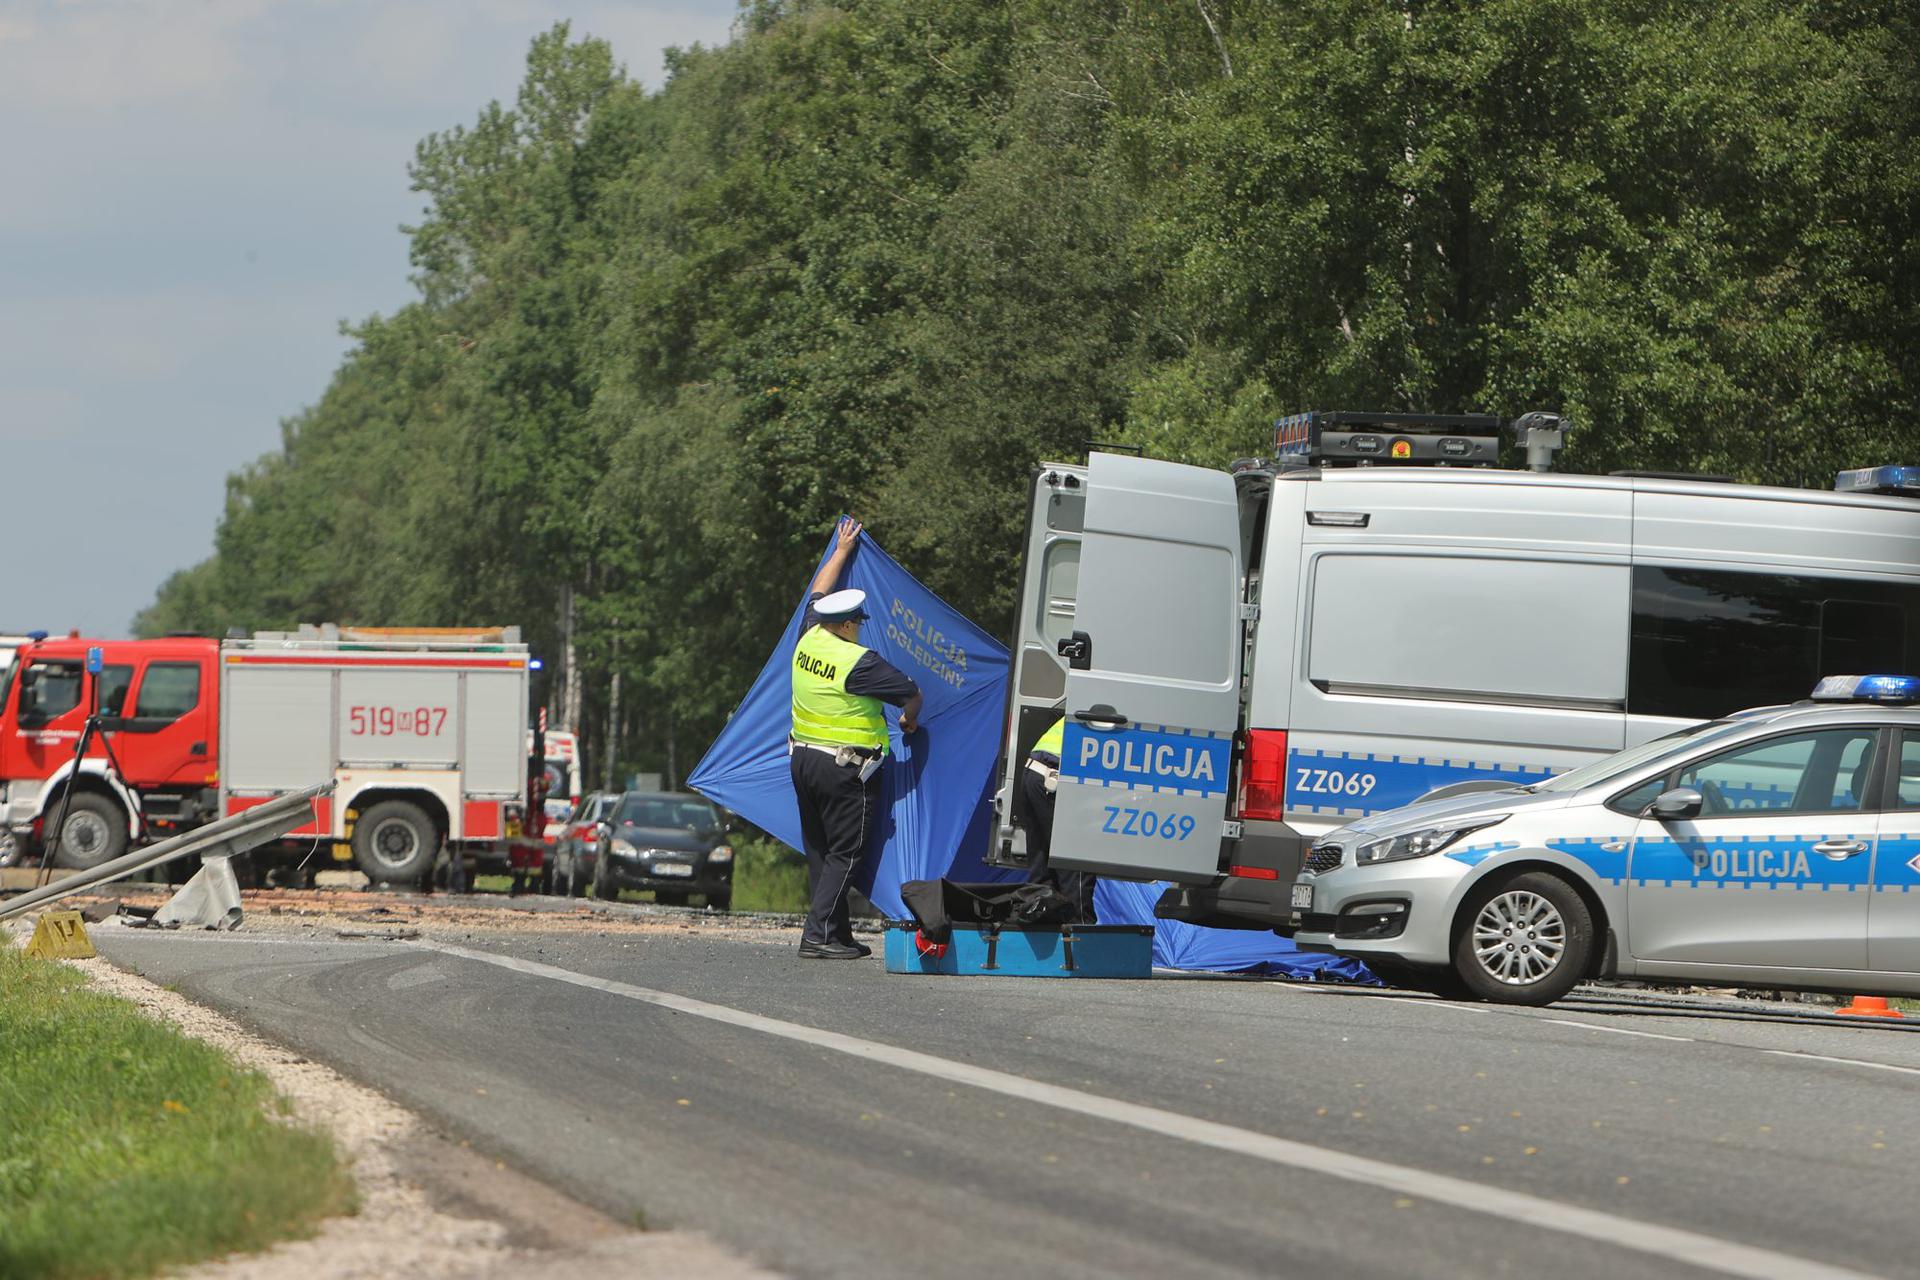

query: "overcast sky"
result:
(0, 0), (739, 637)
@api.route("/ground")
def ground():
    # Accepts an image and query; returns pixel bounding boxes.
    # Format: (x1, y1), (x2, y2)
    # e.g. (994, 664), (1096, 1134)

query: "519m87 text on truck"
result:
(0, 625), (539, 887)
(992, 412), (1920, 935)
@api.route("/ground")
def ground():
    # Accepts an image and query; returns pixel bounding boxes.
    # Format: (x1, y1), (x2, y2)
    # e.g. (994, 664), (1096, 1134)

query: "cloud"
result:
(0, 0), (274, 114)
(0, 0), (743, 633)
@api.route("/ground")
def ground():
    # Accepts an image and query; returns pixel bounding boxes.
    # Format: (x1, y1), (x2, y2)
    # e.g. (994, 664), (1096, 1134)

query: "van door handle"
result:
(1072, 705), (1129, 729)
(1812, 839), (1867, 859)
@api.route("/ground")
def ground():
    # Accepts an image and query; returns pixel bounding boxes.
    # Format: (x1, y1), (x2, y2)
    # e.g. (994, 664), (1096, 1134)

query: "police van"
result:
(992, 412), (1920, 936)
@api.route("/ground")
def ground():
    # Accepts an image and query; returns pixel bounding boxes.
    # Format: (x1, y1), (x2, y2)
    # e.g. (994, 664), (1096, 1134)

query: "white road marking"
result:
(1539, 1018), (1693, 1043)
(1762, 1050), (1920, 1078)
(419, 939), (1874, 1280)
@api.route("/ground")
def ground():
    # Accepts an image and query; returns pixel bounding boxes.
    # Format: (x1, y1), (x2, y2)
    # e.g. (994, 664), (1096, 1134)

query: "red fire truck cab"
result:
(0, 635), (219, 866)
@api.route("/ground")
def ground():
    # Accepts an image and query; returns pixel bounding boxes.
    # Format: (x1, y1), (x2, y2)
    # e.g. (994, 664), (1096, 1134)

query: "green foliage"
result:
(730, 834), (811, 914)
(0, 947), (354, 1278)
(137, 2), (1920, 778)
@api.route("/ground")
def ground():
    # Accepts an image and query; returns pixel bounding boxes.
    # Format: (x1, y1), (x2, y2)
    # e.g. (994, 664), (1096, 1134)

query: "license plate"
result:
(1290, 884), (1314, 911)
(653, 863), (693, 877)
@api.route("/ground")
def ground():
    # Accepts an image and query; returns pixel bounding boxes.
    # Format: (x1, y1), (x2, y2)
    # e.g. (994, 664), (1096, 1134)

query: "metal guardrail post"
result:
(0, 783), (333, 923)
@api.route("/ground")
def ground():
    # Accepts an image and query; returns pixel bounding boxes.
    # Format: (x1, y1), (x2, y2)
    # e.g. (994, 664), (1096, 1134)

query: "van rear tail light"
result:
(1227, 864), (1278, 880)
(1239, 729), (1289, 821)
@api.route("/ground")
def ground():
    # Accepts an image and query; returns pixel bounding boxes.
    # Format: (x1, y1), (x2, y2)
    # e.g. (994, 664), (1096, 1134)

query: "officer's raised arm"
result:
(809, 516), (863, 598)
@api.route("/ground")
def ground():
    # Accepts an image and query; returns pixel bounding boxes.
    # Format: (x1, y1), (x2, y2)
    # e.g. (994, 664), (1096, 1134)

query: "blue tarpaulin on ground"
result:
(688, 526), (1372, 982)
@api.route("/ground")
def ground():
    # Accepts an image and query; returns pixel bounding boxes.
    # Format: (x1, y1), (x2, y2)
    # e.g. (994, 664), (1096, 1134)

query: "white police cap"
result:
(814, 588), (870, 622)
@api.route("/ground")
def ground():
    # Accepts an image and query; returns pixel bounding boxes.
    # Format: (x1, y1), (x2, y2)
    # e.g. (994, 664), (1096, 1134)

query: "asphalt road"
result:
(93, 922), (1920, 1280)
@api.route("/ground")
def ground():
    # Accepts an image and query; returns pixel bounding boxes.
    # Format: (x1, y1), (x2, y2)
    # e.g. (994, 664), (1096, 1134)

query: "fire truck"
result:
(0, 625), (539, 886)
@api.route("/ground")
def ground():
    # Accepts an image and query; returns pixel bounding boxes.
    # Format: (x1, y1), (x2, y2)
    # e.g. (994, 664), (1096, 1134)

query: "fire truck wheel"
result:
(351, 800), (439, 884)
(51, 793), (129, 870)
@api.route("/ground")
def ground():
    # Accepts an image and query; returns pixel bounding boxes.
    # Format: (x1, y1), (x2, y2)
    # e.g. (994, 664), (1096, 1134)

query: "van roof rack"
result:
(1275, 411), (1502, 469)
(1608, 470), (1737, 483)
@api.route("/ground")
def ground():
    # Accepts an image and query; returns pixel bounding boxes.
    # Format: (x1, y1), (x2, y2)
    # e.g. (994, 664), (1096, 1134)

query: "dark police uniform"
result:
(1021, 716), (1097, 922)
(790, 591), (919, 952)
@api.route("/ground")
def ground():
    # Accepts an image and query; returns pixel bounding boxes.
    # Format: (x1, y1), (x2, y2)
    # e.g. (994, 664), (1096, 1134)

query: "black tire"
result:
(707, 890), (732, 912)
(1451, 871), (1593, 1006)
(655, 890), (689, 907)
(351, 800), (439, 884)
(50, 792), (129, 870)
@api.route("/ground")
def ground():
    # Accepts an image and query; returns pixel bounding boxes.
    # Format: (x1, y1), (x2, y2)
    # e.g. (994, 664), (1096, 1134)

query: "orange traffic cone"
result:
(1836, 995), (1905, 1019)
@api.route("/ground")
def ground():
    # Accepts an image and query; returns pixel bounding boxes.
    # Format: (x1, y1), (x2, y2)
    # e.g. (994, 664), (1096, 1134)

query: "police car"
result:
(1292, 675), (1920, 1005)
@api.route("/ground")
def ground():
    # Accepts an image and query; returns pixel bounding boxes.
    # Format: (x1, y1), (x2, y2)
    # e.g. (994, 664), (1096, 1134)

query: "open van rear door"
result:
(1050, 453), (1244, 882)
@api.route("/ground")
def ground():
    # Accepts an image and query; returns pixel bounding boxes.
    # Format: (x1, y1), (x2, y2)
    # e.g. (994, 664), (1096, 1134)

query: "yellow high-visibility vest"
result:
(1032, 716), (1066, 759)
(791, 626), (888, 752)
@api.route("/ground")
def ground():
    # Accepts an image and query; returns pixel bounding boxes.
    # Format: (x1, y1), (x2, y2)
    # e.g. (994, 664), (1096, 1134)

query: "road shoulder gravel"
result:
(63, 936), (779, 1280)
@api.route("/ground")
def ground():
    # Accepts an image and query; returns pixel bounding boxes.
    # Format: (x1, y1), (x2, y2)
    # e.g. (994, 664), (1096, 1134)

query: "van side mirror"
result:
(1646, 787), (1703, 821)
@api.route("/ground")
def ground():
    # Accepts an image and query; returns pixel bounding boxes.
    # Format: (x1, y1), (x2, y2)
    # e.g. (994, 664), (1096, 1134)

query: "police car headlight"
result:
(610, 838), (638, 857)
(1356, 816), (1507, 866)
(708, 844), (734, 863)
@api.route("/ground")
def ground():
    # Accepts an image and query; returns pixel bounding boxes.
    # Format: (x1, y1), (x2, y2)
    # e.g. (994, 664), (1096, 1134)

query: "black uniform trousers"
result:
(1020, 764), (1097, 922)
(791, 745), (882, 945)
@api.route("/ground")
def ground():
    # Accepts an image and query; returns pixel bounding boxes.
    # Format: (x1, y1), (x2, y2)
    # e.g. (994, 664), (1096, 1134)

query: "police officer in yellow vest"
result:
(791, 517), (923, 958)
(1021, 711), (1097, 922)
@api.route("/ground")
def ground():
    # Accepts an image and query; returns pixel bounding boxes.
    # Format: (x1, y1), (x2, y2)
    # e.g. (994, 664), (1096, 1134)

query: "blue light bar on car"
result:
(1834, 466), (1920, 497)
(1811, 674), (1920, 702)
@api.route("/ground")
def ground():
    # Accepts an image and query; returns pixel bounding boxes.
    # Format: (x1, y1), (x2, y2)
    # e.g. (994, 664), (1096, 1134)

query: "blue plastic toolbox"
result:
(882, 920), (1154, 978)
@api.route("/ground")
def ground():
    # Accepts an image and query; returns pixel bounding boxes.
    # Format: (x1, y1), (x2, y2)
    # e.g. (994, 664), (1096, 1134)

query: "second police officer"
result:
(1020, 709), (1097, 922)
(789, 517), (923, 958)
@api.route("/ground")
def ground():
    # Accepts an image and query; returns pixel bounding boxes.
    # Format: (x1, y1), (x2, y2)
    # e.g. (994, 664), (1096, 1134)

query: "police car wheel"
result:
(1452, 871), (1593, 1006)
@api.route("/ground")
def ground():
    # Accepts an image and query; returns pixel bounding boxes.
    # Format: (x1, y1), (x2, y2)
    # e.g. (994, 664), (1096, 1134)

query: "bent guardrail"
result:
(0, 783), (332, 923)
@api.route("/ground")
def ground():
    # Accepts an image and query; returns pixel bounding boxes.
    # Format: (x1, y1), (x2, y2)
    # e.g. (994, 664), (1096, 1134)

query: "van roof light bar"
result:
(1810, 674), (1920, 703)
(1274, 411), (1503, 470)
(1834, 466), (1920, 498)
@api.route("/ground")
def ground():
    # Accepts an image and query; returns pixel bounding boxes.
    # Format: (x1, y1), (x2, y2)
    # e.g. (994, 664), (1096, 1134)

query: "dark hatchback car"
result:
(592, 791), (735, 909)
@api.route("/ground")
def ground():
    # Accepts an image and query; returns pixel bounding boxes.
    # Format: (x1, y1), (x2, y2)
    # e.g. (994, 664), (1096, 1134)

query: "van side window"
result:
(133, 663), (201, 721)
(1629, 568), (1919, 722)
(1308, 555), (1628, 704)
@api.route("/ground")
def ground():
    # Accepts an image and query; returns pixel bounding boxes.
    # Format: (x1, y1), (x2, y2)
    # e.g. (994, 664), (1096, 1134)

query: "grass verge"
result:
(730, 836), (810, 913)
(0, 943), (355, 1280)
(473, 837), (812, 912)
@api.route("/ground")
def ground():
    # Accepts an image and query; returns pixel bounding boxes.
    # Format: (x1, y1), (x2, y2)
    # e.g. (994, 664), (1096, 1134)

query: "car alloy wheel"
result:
(1449, 868), (1596, 1006)
(1470, 889), (1566, 986)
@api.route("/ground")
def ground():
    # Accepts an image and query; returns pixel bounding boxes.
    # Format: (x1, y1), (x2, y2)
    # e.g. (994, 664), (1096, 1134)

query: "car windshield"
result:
(1531, 719), (1751, 795)
(618, 795), (720, 831)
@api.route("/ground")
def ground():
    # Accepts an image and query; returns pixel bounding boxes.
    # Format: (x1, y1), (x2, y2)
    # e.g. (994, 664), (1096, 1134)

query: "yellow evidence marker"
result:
(24, 910), (95, 960)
